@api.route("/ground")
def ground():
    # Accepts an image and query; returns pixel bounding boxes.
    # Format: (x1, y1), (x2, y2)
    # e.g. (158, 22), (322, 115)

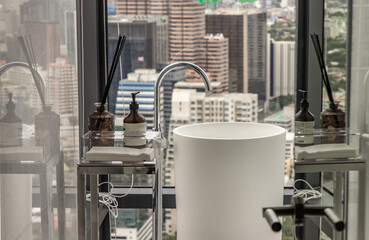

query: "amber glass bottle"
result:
(88, 103), (115, 131)
(321, 102), (345, 129)
(88, 103), (115, 146)
(295, 90), (315, 146)
(124, 92), (146, 148)
(321, 102), (345, 143)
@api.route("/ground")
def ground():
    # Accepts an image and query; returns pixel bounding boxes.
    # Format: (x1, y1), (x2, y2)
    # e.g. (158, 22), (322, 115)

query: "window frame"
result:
(77, 0), (353, 239)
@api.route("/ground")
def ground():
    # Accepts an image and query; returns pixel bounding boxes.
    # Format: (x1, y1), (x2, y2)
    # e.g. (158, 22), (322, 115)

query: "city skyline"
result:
(0, 0), (299, 239)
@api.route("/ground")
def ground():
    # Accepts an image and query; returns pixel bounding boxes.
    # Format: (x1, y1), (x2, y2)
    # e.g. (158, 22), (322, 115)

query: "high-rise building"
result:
(115, 69), (164, 130)
(2, 10), (19, 35)
(108, 15), (168, 75)
(269, 40), (295, 97)
(65, 11), (77, 65)
(116, 0), (169, 15)
(24, 21), (61, 68)
(20, 0), (60, 23)
(247, 11), (267, 101)
(150, 0), (169, 15)
(202, 33), (229, 93)
(108, 15), (168, 112)
(164, 89), (258, 234)
(206, 9), (267, 101)
(168, 0), (205, 64)
(48, 57), (77, 115)
(112, 1), (230, 96)
(2, 35), (23, 64)
(48, 57), (78, 160)
(284, 132), (294, 185)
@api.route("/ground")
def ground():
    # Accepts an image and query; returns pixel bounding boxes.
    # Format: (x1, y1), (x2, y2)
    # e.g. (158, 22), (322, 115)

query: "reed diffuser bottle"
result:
(87, 34), (126, 146)
(321, 102), (345, 129)
(35, 105), (60, 156)
(321, 102), (345, 143)
(88, 103), (115, 146)
(88, 103), (115, 131)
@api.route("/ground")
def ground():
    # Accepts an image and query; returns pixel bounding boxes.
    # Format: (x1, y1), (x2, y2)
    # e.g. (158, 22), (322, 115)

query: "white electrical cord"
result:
(293, 179), (323, 203)
(86, 175), (134, 239)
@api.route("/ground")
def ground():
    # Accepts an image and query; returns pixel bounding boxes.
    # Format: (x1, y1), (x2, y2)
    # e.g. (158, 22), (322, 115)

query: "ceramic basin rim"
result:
(173, 122), (286, 141)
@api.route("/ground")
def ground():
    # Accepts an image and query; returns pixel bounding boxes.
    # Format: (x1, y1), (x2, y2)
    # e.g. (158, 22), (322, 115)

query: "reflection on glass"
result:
(0, 93), (22, 147)
(35, 105), (60, 156)
(0, 0), (78, 238)
(324, 0), (348, 112)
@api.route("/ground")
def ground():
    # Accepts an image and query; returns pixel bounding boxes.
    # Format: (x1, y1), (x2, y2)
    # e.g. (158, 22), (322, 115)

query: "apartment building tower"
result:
(48, 57), (77, 115)
(202, 33), (229, 93)
(108, 15), (168, 112)
(113, 1), (229, 95)
(164, 89), (258, 234)
(206, 9), (267, 100)
(115, 69), (164, 130)
(168, 0), (206, 64)
(116, 0), (169, 15)
(270, 40), (295, 97)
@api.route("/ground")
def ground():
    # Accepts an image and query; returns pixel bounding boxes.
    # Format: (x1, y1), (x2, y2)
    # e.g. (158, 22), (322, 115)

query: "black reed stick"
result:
(310, 33), (336, 111)
(18, 36), (45, 105)
(26, 35), (38, 71)
(100, 34), (126, 111)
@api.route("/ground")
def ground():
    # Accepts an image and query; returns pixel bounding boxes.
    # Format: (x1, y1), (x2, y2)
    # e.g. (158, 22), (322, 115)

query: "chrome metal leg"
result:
(153, 155), (163, 240)
(77, 167), (86, 240)
(90, 174), (99, 240)
(334, 172), (343, 240)
(56, 153), (65, 240)
(358, 169), (366, 240)
(40, 164), (53, 240)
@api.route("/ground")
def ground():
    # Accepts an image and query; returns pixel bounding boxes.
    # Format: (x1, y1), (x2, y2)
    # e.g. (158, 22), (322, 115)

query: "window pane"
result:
(0, 0), (78, 238)
(108, 0), (295, 238)
(324, 0), (347, 112)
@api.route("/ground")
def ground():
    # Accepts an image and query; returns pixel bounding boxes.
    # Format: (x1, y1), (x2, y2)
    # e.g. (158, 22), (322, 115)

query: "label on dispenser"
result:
(0, 122), (22, 147)
(124, 122), (147, 147)
(295, 121), (314, 145)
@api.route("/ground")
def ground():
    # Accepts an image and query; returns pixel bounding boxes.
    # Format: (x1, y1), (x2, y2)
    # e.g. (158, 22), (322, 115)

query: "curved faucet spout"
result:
(154, 61), (212, 132)
(0, 61), (46, 105)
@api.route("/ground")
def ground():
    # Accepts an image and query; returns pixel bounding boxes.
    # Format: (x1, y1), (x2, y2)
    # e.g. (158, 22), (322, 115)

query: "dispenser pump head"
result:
(130, 92), (140, 110)
(298, 89), (309, 109)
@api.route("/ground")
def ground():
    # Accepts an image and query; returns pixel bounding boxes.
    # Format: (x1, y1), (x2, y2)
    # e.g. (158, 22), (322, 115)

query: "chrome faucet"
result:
(0, 61), (46, 104)
(154, 61), (212, 132)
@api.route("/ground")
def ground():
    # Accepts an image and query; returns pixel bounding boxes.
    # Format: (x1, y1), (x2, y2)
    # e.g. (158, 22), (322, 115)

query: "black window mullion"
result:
(295, 0), (325, 239)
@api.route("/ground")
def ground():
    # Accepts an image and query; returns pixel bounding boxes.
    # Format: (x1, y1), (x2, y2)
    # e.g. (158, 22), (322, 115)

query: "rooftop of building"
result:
(264, 110), (290, 121)
(123, 69), (159, 82)
(172, 88), (258, 101)
(108, 15), (168, 24)
(204, 33), (225, 40)
(174, 81), (221, 89)
(205, 7), (265, 16)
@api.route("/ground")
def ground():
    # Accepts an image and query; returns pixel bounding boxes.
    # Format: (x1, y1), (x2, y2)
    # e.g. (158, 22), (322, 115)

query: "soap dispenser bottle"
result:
(0, 93), (22, 147)
(295, 90), (315, 146)
(124, 92), (146, 148)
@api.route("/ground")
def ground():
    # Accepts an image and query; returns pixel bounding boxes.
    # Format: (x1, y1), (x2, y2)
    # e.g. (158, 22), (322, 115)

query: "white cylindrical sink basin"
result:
(173, 122), (286, 240)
